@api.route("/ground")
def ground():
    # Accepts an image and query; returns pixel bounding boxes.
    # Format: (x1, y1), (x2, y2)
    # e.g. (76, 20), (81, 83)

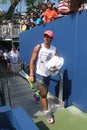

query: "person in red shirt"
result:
(44, 2), (59, 23)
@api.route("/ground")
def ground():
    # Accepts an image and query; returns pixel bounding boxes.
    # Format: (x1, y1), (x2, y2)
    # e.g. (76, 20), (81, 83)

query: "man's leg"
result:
(40, 85), (48, 110)
(41, 97), (48, 110)
(40, 86), (54, 124)
(35, 74), (54, 124)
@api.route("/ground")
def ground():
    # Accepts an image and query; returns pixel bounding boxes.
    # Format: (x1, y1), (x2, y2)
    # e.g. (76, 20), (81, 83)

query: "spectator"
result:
(25, 14), (31, 22)
(25, 13), (33, 30)
(2, 16), (7, 38)
(39, 3), (47, 23)
(6, 19), (14, 38)
(30, 22), (37, 29)
(2, 49), (9, 70)
(30, 12), (34, 23)
(8, 46), (20, 82)
(83, 0), (87, 9)
(33, 12), (42, 26)
(58, 0), (71, 16)
(44, 2), (59, 23)
(25, 19), (31, 30)
(70, 0), (83, 13)
(21, 20), (27, 32)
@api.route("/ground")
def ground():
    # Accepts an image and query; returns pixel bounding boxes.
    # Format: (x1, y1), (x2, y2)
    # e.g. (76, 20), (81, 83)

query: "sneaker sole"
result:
(47, 121), (54, 124)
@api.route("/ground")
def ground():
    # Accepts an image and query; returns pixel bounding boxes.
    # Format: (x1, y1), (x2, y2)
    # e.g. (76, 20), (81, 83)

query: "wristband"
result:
(30, 74), (34, 76)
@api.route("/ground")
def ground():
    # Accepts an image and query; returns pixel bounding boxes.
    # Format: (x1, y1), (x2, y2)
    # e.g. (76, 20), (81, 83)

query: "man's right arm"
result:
(29, 45), (40, 82)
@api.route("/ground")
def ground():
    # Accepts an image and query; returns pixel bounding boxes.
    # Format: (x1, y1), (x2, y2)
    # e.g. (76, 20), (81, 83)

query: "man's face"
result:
(12, 47), (16, 52)
(48, 3), (53, 10)
(44, 34), (53, 44)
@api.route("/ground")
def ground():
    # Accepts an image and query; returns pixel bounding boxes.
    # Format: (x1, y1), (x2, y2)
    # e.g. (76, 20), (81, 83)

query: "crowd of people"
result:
(1, 0), (87, 33)
(20, 0), (87, 32)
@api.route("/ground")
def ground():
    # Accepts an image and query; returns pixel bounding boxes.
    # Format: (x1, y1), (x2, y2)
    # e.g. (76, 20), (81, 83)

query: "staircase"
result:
(3, 75), (63, 118)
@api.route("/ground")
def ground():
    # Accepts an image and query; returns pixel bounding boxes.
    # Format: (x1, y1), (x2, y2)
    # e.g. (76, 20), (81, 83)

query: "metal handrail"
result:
(0, 24), (21, 40)
(0, 64), (11, 107)
(50, 71), (64, 109)
(58, 71), (64, 108)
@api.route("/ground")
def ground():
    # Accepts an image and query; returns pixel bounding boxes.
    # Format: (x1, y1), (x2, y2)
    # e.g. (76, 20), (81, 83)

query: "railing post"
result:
(58, 71), (64, 109)
(0, 65), (12, 107)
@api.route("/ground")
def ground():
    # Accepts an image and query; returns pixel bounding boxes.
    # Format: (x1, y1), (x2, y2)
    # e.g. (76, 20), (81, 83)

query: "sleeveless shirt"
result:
(36, 43), (56, 77)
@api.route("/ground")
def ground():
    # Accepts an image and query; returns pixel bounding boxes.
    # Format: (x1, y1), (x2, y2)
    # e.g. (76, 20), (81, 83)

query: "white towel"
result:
(45, 56), (64, 76)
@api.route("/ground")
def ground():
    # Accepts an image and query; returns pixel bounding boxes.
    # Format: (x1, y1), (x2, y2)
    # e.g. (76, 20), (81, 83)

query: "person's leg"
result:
(35, 74), (54, 124)
(13, 63), (19, 82)
(10, 64), (16, 82)
(40, 86), (54, 124)
(39, 85), (48, 110)
(35, 74), (49, 110)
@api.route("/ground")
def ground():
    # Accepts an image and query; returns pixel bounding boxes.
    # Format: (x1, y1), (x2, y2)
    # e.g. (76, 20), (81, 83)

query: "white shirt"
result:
(8, 50), (20, 64)
(36, 43), (56, 77)
(3, 52), (8, 60)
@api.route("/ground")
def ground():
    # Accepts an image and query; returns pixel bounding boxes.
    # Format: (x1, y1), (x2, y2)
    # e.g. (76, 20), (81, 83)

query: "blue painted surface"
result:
(12, 107), (39, 130)
(19, 10), (87, 112)
(0, 105), (39, 130)
(0, 105), (14, 130)
(72, 10), (87, 112)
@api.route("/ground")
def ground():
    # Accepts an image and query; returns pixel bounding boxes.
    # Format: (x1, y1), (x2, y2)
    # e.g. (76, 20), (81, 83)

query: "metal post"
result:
(58, 71), (64, 109)
(12, 39), (14, 47)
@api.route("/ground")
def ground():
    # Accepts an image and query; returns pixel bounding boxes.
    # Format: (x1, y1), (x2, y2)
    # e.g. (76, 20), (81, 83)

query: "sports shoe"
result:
(47, 117), (54, 124)
(34, 94), (40, 103)
(45, 111), (54, 124)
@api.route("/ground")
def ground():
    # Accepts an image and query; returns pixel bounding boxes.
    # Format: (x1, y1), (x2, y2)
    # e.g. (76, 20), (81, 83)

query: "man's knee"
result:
(41, 95), (47, 98)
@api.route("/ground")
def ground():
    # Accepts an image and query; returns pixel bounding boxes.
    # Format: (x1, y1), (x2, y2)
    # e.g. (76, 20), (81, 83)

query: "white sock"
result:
(44, 110), (49, 114)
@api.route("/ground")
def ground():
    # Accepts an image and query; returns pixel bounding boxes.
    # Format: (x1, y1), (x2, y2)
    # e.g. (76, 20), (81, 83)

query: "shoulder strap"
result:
(37, 44), (41, 54)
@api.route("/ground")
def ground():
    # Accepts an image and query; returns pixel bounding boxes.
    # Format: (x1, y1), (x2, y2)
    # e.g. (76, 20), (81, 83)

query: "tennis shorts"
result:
(36, 73), (50, 87)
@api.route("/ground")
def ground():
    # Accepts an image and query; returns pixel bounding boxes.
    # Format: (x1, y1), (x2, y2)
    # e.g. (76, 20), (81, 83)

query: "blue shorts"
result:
(36, 73), (50, 87)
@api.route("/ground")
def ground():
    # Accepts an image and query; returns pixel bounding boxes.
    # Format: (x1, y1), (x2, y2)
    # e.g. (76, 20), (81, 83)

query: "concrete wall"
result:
(19, 10), (87, 112)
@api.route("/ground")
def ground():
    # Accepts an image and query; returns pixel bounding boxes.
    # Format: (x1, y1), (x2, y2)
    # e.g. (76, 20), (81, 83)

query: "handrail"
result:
(0, 24), (21, 40)
(58, 71), (64, 108)
(21, 63), (64, 109)
(50, 71), (64, 109)
(0, 64), (12, 107)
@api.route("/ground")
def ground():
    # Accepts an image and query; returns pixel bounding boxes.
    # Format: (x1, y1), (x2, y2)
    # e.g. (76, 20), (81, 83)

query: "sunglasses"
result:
(44, 34), (53, 38)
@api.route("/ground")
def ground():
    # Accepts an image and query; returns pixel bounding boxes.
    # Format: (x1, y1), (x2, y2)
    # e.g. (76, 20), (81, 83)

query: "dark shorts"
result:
(36, 73), (50, 87)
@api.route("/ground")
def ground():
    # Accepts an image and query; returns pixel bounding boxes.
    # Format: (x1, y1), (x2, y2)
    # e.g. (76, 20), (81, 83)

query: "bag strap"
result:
(37, 44), (41, 55)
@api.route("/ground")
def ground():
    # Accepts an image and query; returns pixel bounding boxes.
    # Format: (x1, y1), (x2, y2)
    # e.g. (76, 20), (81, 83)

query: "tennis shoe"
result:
(45, 111), (54, 124)
(47, 117), (54, 124)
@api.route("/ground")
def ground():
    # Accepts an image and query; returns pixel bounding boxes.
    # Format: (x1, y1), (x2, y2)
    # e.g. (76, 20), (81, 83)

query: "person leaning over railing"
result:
(39, 3), (47, 23)
(20, 20), (27, 32)
(43, 2), (59, 23)
(58, 0), (71, 16)
(70, 0), (84, 13)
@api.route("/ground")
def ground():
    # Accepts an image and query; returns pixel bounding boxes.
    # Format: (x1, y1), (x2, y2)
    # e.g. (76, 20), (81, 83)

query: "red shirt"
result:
(44, 9), (58, 23)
